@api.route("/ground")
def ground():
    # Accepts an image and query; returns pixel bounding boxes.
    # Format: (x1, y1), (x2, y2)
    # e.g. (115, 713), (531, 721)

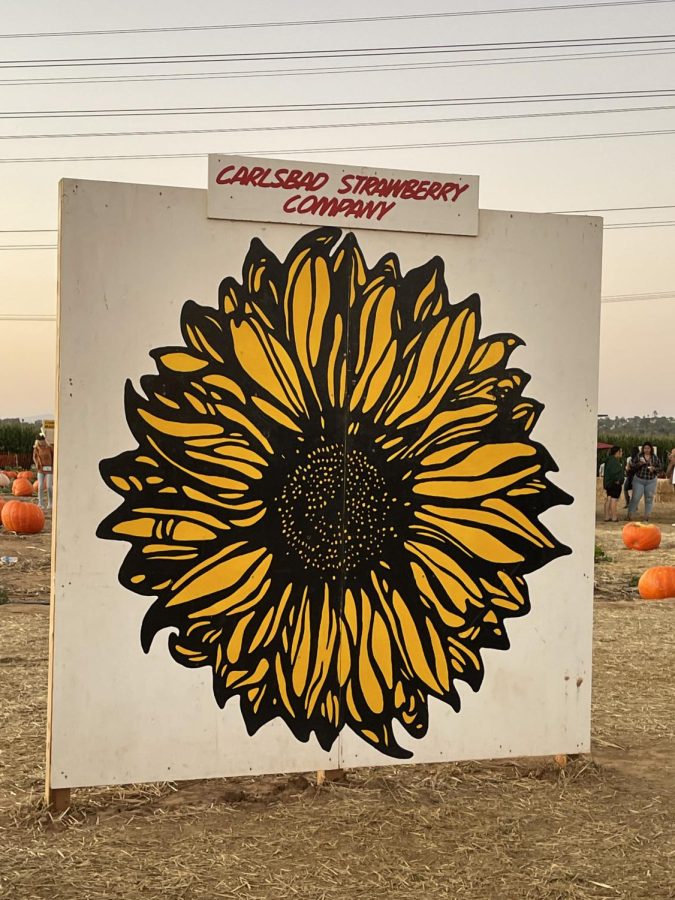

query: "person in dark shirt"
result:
(603, 446), (623, 522)
(622, 445), (639, 508)
(627, 442), (661, 521)
(666, 448), (675, 491)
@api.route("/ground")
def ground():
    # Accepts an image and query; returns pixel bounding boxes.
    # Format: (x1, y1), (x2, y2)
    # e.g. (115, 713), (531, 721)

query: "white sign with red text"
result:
(208, 155), (479, 236)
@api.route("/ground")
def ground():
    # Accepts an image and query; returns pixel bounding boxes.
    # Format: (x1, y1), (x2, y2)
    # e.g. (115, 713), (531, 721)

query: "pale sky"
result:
(1, 0), (674, 420)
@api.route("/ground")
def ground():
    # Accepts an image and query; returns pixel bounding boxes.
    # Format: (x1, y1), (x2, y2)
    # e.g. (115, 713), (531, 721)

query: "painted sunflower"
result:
(98, 227), (571, 759)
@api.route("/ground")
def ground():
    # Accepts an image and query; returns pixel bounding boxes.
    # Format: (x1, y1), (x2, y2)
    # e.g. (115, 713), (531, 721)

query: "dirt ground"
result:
(0, 504), (674, 900)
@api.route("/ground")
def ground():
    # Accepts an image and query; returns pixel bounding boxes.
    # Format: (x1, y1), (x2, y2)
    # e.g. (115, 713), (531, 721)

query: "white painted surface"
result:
(207, 154), (479, 236)
(50, 178), (601, 787)
(338, 209), (601, 767)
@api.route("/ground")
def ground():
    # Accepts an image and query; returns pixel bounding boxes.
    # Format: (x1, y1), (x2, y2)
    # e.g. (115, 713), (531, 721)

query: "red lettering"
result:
(351, 174), (368, 195)
(215, 165), (234, 184)
(231, 166), (250, 186)
(282, 194), (300, 213)
(414, 180), (431, 200)
(247, 166), (266, 186)
(296, 195), (318, 214)
(400, 179), (420, 200)
(256, 167), (274, 188)
(273, 168), (289, 188)
(311, 172), (330, 191)
(285, 169), (303, 190)
(376, 200), (396, 220)
(441, 181), (471, 202)
(451, 182), (471, 201)
(338, 175), (354, 195)
(362, 176), (379, 196)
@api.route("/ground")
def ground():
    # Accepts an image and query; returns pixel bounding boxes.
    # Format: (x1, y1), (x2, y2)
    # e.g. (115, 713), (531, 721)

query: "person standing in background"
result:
(33, 434), (53, 511)
(623, 446), (639, 508)
(666, 447), (675, 492)
(627, 442), (662, 521)
(603, 446), (624, 522)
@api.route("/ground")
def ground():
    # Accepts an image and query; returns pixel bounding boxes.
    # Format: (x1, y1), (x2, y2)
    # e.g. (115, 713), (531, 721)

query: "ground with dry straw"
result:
(0, 506), (674, 900)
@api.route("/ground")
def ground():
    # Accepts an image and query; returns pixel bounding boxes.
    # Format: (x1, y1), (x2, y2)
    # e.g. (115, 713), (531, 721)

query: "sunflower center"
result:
(278, 444), (395, 575)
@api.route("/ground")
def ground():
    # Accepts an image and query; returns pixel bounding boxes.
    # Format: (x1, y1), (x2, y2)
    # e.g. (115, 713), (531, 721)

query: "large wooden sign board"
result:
(47, 169), (601, 790)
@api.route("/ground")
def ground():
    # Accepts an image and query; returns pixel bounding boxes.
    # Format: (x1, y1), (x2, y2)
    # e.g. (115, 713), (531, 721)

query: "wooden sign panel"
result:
(48, 177), (601, 788)
(208, 155), (479, 236)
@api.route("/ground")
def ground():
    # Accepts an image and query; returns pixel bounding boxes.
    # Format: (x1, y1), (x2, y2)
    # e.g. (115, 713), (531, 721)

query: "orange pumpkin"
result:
(1, 500), (45, 534)
(18, 470), (34, 481)
(638, 566), (675, 600)
(33, 480), (39, 494)
(622, 522), (661, 551)
(11, 478), (33, 497)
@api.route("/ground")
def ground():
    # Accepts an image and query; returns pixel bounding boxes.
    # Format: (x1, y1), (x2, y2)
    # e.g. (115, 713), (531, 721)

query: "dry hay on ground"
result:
(0, 510), (674, 900)
(594, 503), (675, 602)
(0, 512), (51, 604)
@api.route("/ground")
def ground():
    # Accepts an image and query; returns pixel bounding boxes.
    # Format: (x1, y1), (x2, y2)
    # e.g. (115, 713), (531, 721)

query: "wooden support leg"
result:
(46, 787), (71, 813)
(316, 768), (345, 785)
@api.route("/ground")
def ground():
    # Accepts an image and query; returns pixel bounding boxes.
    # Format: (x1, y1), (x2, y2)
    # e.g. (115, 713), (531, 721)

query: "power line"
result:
(1, 35), (674, 69)
(1, 1), (674, 40)
(2, 47), (673, 87)
(2, 220), (675, 247)
(603, 219), (675, 226)
(602, 291), (675, 301)
(3, 102), (674, 143)
(1, 126), (672, 159)
(8, 206), (675, 232)
(257, 128), (675, 153)
(3, 89), (675, 120)
(555, 203), (675, 211)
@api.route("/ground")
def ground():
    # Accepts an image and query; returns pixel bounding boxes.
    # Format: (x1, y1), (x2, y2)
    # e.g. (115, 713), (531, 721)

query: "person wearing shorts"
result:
(33, 435), (53, 510)
(603, 446), (624, 522)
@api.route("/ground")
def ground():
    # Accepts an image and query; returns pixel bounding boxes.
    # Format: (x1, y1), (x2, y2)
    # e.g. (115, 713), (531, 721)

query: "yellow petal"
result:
(138, 408), (223, 438)
(285, 250), (331, 404)
(230, 318), (306, 417)
(159, 352), (208, 373)
(384, 308), (477, 429)
(167, 546), (268, 606)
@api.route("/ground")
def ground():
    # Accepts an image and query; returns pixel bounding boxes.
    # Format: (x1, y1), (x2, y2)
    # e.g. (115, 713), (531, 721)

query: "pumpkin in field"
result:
(1, 499), (45, 534)
(11, 478), (33, 497)
(622, 522), (661, 551)
(18, 470), (34, 481)
(638, 566), (675, 600)
(6, 471), (17, 480)
(0, 473), (10, 490)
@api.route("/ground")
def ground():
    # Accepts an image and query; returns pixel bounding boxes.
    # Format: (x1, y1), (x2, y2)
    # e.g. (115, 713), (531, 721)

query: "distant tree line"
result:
(0, 420), (41, 455)
(599, 414), (675, 436)
(598, 416), (675, 470)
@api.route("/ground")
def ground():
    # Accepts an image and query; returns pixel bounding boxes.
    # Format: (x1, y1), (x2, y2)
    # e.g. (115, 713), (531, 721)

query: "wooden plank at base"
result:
(46, 787), (71, 813)
(316, 769), (345, 785)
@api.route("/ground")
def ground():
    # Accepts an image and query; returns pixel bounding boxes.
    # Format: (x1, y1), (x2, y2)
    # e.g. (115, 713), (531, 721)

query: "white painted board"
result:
(208, 154), (479, 236)
(49, 178), (601, 788)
